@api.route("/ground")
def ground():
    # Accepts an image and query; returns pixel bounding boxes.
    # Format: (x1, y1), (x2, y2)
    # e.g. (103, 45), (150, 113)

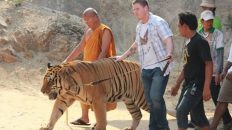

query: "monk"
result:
(64, 7), (117, 126)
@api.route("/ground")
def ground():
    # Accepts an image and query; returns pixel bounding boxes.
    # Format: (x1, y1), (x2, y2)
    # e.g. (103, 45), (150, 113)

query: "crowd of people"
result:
(64, 0), (232, 130)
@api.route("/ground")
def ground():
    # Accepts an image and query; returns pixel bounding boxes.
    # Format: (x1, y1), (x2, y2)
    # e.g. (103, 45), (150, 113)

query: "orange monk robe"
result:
(83, 24), (116, 62)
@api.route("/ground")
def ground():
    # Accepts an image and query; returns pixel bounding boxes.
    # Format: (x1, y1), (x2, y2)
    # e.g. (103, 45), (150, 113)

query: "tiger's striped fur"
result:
(40, 58), (148, 130)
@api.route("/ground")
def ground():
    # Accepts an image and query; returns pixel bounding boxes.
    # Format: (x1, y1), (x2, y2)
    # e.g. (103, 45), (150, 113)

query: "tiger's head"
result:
(41, 63), (63, 100)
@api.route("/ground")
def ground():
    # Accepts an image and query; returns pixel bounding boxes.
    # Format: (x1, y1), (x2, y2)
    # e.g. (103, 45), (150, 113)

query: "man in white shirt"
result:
(210, 44), (232, 130)
(116, 0), (174, 130)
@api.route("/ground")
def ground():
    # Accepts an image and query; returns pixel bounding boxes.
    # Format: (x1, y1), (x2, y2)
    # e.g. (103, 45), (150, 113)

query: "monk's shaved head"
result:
(82, 8), (100, 30)
(83, 8), (98, 17)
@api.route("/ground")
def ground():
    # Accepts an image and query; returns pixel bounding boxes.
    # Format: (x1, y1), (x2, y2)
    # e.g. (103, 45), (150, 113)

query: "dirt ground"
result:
(0, 55), (227, 130)
(1, 62), (225, 130)
(0, 86), (179, 130)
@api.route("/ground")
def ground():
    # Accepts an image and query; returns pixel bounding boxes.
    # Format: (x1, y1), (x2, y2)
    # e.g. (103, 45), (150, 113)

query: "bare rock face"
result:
(32, 29), (55, 52)
(47, 35), (70, 61)
(0, 16), (8, 27)
(0, 49), (17, 63)
(0, 1), (85, 64)
(12, 29), (33, 52)
(0, 36), (18, 63)
(0, 37), (9, 47)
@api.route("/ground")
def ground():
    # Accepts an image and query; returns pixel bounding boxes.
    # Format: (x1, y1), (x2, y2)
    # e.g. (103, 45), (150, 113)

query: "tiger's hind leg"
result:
(123, 99), (142, 130)
(40, 98), (75, 130)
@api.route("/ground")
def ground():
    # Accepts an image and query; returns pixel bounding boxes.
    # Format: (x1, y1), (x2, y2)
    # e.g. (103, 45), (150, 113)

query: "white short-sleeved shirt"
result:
(228, 44), (232, 73)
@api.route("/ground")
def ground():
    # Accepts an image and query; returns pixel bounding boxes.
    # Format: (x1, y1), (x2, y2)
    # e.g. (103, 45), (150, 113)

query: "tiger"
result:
(40, 58), (148, 130)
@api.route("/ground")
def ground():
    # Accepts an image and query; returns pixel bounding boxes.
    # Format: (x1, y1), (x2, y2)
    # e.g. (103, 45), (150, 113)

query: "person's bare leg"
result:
(210, 102), (229, 130)
(80, 103), (90, 123)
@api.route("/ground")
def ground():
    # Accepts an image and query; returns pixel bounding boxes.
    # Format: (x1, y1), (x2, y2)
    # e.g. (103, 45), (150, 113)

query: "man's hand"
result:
(170, 70), (184, 96)
(226, 72), (232, 80)
(170, 83), (180, 96)
(215, 74), (220, 85)
(220, 61), (232, 81)
(166, 55), (173, 63)
(114, 56), (124, 62)
(220, 71), (227, 81)
(203, 86), (211, 101)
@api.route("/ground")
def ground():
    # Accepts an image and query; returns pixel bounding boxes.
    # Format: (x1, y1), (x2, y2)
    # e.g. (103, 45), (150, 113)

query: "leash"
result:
(161, 62), (170, 76)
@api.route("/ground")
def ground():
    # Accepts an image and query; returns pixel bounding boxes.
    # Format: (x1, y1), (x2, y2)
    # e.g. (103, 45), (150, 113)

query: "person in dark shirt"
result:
(170, 12), (213, 130)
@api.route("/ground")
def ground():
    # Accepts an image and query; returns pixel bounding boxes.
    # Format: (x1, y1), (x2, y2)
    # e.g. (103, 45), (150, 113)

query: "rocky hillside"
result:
(31, 0), (232, 56)
(0, 0), (232, 65)
(0, 1), (85, 64)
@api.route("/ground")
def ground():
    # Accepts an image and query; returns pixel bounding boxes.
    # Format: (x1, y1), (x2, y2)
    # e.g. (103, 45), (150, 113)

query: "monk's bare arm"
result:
(98, 29), (112, 59)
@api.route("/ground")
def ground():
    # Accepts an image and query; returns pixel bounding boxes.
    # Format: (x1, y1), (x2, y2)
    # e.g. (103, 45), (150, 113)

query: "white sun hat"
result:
(201, 10), (214, 21)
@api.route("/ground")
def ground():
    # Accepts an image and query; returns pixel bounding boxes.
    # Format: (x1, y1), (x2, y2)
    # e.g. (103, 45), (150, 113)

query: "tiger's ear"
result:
(47, 63), (52, 68)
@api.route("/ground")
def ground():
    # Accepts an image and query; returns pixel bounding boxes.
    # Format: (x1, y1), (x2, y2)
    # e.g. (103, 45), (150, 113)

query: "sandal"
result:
(70, 119), (91, 126)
